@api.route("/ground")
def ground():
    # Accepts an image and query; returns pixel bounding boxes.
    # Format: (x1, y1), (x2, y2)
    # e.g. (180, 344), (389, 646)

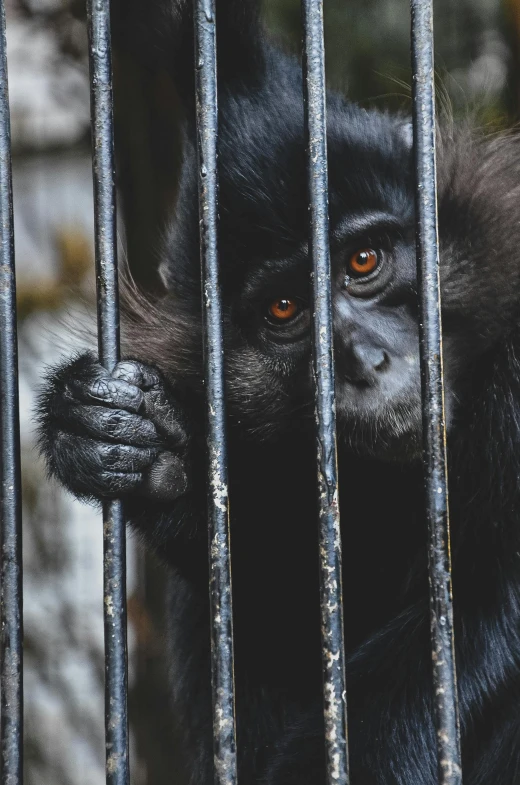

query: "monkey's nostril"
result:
(374, 351), (389, 372)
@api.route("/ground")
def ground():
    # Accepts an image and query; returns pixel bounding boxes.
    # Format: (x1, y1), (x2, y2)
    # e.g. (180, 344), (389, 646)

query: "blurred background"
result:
(4, 0), (520, 781)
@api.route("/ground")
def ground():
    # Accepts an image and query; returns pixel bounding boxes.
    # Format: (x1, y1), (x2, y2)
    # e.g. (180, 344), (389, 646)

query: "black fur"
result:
(37, 2), (520, 783)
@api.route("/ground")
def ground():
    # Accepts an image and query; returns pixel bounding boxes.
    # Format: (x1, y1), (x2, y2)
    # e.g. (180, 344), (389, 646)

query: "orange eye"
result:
(348, 248), (379, 277)
(269, 298), (298, 321)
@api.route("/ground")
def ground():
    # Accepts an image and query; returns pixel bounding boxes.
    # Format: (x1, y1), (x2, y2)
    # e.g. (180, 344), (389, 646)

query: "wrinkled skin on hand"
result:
(38, 353), (189, 503)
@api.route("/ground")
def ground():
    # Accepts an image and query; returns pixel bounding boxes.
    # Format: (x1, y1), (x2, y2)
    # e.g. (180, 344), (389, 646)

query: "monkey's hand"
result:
(38, 353), (191, 503)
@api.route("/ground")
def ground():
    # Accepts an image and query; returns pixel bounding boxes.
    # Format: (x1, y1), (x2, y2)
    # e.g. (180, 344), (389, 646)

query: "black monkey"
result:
(38, 1), (520, 783)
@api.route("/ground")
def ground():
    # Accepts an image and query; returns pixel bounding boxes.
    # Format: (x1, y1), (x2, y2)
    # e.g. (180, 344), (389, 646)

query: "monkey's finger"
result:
(100, 442), (159, 472)
(112, 360), (162, 390)
(103, 360), (189, 445)
(141, 387), (189, 446)
(113, 360), (189, 446)
(52, 432), (146, 499)
(63, 405), (162, 446)
(57, 434), (157, 473)
(68, 375), (145, 413)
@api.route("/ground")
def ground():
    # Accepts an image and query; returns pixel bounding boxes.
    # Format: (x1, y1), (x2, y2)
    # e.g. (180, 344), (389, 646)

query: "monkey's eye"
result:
(348, 248), (380, 277)
(267, 298), (299, 322)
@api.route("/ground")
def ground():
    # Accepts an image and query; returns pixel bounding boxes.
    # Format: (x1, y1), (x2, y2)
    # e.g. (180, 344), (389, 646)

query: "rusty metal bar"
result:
(0, 2), (23, 783)
(301, 1), (350, 783)
(410, 2), (462, 784)
(193, 1), (238, 783)
(86, 2), (130, 783)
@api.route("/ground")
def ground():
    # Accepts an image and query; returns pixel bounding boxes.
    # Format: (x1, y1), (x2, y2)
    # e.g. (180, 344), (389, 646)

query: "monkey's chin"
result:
(346, 433), (422, 464)
(336, 410), (423, 464)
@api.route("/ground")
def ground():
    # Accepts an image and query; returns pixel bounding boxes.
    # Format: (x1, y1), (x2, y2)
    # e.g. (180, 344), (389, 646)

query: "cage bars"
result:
(86, 1), (130, 783)
(0, 2), (23, 783)
(301, 1), (350, 784)
(194, 1), (239, 783)
(0, 0), (465, 783)
(410, 2), (462, 783)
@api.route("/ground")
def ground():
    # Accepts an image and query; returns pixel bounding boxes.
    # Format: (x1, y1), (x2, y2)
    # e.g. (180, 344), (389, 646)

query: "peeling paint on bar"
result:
(86, 2), (130, 784)
(0, 2), (23, 783)
(410, 2), (462, 784)
(194, 0), (238, 783)
(301, 1), (350, 784)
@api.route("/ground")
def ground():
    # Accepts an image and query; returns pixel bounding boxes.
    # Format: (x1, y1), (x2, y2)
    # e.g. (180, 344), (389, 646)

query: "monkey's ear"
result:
(158, 257), (174, 291)
(157, 255), (202, 303)
(156, 220), (201, 298)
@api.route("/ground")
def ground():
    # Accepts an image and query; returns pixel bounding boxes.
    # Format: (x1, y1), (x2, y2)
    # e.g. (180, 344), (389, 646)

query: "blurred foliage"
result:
(265, 0), (516, 117)
(10, 0), (520, 115)
(14, 0), (87, 64)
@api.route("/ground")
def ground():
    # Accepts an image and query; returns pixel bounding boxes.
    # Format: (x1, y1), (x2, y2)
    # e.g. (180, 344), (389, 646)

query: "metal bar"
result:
(193, 2), (238, 784)
(410, 3), (462, 784)
(301, 2), (349, 784)
(86, 2), (130, 783)
(0, 2), (23, 783)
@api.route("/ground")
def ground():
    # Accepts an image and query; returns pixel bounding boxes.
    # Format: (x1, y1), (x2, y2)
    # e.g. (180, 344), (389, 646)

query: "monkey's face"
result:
(227, 216), (427, 460)
(215, 107), (430, 457)
(226, 192), (514, 462)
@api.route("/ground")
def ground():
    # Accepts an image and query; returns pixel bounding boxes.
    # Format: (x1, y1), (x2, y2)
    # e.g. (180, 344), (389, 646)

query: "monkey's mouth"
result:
(335, 382), (423, 463)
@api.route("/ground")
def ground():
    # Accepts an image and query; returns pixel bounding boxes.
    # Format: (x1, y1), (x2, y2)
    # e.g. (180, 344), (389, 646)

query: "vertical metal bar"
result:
(194, 1), (238, 784)
(410, 3), (462, 784)
(86, 2), (130, 784)
(301, 2), (349, 784)
(0, 3), (23, 783)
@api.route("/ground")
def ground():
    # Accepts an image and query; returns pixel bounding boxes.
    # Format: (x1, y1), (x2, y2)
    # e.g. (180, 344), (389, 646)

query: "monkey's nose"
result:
(356, 345), (389, 373)
(339, 343), (389, 385)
